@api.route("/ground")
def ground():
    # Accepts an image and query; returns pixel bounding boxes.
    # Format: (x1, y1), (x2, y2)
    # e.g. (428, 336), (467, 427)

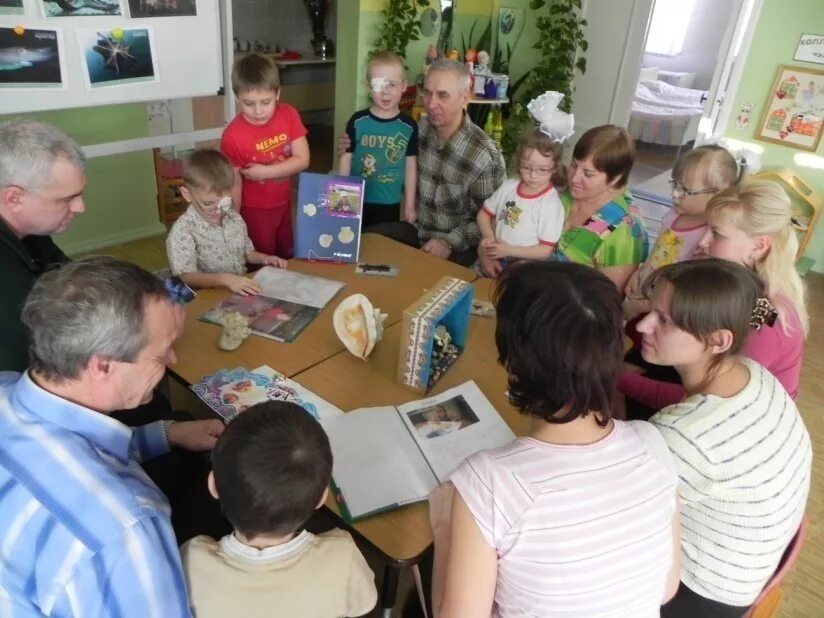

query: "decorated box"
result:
(397, 277), (473, 393)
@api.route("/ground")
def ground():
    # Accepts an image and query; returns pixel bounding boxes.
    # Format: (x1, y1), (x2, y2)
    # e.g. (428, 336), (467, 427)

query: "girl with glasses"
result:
(476, 92), (571, 277)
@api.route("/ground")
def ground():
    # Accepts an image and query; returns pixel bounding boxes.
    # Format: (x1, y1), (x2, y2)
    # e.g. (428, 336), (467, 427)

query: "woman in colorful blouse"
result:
(552, 125), (649, 290)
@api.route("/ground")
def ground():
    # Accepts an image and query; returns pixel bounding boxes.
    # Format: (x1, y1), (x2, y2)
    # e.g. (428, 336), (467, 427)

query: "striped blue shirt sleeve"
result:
(50, 514), (191, 618)
(129, 421), (170, 463)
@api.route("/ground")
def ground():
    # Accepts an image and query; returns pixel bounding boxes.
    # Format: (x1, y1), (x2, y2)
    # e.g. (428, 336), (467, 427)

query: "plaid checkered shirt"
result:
(416, 114), (506, 252)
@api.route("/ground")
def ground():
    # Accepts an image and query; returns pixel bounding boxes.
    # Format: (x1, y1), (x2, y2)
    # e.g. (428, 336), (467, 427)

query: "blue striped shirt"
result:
(0, 371), (191, 617)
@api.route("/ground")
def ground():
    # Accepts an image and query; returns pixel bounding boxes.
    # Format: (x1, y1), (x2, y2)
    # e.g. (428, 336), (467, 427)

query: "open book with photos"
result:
(190, 365), (343, 423)
(320, 381), (515, 522)
(199, 266), (344, 343)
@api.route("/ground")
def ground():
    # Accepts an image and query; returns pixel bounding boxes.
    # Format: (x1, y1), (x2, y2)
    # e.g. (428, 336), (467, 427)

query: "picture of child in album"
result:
(408, 395), (478, 439)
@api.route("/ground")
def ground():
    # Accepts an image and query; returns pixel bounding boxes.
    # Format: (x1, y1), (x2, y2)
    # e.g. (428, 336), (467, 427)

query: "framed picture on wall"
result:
(756, 64), (824, 152)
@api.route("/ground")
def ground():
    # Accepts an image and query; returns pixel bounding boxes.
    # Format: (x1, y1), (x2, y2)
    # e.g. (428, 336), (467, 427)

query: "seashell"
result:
(319, 233), (333, 248)
(338, 226), (354, 244)
(303, 203), (317, 216)
(332, 294), (387, 360)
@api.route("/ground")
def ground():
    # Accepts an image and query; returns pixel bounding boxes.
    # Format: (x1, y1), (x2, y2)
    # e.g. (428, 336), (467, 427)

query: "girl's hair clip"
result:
(526, 91), (575, 144)
(750, 297), (777, 331)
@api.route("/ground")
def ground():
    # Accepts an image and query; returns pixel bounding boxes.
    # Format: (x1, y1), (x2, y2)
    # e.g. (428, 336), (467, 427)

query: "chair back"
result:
(743, 514), (809, 618)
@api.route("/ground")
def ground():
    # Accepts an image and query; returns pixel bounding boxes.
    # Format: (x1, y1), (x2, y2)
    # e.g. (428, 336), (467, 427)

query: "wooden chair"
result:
(744, 515), (809, 618)
(153, 147), (187, 224)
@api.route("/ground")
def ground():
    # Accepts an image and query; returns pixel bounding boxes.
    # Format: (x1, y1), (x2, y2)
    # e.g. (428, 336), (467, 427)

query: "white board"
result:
(0, 0), (223, 115)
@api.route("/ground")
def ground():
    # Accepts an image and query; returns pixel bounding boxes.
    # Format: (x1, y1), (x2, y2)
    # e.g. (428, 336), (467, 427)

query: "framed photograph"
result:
(40, 0), (123, 17)
(756, 64), (824, 152)
(0, 26), (65, 88)
(0, 0), (25, 16)
(127, 0), (195, 17)
(76, 27), (158, 88)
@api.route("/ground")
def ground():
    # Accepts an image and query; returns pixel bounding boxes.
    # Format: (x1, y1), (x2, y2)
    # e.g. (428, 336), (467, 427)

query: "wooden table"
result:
(170, 239), (491, 616)
(169, 234), (476, 385)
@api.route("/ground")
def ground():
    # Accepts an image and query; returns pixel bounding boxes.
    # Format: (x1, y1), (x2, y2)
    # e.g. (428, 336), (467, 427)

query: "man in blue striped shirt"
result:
(0, 256), (223, 617)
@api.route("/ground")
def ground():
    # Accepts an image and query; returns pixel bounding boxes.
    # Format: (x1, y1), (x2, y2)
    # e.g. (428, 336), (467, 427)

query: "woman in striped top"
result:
(638, 259), (811, 617)
(428, 261), (681, 617)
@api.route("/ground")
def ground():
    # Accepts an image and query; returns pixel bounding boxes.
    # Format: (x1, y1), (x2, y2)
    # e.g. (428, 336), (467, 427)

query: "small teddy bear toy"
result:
(218, 312), (252, 351)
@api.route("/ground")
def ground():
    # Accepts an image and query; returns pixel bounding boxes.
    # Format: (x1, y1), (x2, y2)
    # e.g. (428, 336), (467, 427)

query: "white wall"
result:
(232, 0), (337, 54)
(642, 0), (734, 90)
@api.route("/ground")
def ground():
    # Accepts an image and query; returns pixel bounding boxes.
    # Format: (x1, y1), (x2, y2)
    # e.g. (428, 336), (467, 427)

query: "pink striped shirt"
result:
(451, 420), (678, 617)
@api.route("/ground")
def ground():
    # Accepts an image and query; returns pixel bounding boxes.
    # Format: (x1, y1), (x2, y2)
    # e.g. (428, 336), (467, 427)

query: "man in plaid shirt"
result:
(342, 60), (506, 267)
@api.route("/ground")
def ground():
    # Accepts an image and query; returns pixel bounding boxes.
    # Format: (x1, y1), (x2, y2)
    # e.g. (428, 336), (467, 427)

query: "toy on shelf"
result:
(397, 277), (473, 393)
(473, 50), (492, 97)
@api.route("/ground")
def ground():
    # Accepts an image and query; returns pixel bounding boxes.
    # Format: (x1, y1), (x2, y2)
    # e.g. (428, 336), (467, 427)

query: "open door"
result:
(694, 0), (763, 144)
(571, 0), (655, 136)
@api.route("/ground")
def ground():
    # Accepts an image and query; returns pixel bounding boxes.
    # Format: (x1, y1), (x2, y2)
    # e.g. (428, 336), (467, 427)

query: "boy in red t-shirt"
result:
(221, 53), (310, 258)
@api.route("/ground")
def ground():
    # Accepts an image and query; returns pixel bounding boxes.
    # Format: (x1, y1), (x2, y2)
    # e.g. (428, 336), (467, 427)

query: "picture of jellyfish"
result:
(0, 1), (24, 16)
(77, 27), (157, 87)
(41, 0), (123, 17)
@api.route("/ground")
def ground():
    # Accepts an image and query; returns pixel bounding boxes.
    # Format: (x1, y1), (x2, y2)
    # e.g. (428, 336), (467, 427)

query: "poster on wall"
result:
(756, 64), (824, 152)
(0, 26), (65, 88)
(0, 0), (25, 16)
(76, 27), (158, 88)
(127, 0), (196, 18)
(40, 0), (123, 17)
(794, 33), (824, 66)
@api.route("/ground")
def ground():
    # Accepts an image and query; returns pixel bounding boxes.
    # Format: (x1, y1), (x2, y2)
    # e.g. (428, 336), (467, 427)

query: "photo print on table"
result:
(40, 0), (123, 17)
(127, 0), (196, 18)
(0, 0), (24, 16)
(76, 26), (158, 88)
(406, 394), (479, 440)
(0, 26), (64, 88)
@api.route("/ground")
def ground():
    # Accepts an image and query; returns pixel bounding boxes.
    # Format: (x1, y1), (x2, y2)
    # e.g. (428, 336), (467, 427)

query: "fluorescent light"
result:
(793, 153), (824, 170)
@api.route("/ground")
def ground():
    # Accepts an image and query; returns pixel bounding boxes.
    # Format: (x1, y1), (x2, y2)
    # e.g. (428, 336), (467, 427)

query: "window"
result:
(644, 0), (695, 56)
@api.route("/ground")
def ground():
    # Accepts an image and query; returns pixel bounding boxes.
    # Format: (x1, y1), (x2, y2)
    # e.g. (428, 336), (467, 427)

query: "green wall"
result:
(0, 104), (163, 256)
(722, 0), (824, 271)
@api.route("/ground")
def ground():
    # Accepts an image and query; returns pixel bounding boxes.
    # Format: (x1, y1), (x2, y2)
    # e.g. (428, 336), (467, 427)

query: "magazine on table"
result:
(320, 380), (515, 522)
(190, 365), (343, 423)
(199, 266), (344, 343)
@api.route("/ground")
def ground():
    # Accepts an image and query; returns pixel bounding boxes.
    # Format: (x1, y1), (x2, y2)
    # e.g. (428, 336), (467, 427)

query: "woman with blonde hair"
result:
(618, 179), (807, 409)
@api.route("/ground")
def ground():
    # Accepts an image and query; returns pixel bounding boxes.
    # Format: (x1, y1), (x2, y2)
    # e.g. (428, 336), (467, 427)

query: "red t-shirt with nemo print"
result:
(220, 103), (308, 210)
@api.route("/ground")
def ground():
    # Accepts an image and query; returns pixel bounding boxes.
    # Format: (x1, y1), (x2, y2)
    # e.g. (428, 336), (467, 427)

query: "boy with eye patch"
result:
(166, 149), (287, 296)
(339, 50), (418, 228)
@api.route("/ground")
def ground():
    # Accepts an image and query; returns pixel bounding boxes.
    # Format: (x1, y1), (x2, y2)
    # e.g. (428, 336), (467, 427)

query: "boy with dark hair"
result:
(221, 53), (310, 258)
(339, 50), (418, 227)
(166, 149), (286, 295)
(181, 402), (377, 618)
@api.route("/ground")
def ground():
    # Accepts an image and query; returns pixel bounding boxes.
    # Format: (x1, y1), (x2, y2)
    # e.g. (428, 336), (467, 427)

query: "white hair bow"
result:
(526, 91), (575, 143)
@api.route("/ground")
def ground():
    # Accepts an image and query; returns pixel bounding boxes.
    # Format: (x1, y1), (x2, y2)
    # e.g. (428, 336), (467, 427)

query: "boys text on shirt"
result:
(220, 103), (308, 210)
(181, 529), (377, 618)
(166, 206), (254, 276)
(650, 358), (811, 607)
(481, 178), (564, 249)
(450, 419), (678, 618)
(345, 109), (418, 205)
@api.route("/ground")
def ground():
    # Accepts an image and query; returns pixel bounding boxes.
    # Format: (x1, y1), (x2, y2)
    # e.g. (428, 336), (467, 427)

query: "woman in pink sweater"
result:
(619, 180), (808, 410)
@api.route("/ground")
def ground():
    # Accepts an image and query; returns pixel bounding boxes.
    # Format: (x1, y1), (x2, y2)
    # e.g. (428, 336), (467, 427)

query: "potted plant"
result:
(371, 0), (430, 62)
(502, 0), (587, 159)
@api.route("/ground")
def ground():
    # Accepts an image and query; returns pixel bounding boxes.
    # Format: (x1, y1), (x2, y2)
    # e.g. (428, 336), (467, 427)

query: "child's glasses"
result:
(519, 163), (554, 176)
(668, 179), (718, 198)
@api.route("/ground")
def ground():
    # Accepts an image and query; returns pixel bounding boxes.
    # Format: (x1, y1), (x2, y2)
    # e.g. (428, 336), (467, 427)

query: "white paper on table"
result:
(251, 267), (344, 309)
(251, 365), (343, 421)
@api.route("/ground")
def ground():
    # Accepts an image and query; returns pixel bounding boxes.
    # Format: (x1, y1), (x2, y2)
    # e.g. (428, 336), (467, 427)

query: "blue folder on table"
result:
(294, 172), (365, 263)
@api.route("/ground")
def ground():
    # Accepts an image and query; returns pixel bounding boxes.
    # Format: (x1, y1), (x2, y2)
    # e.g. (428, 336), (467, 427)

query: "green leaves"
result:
(502, 0), (588, 159)
(371, 0), (430, 60)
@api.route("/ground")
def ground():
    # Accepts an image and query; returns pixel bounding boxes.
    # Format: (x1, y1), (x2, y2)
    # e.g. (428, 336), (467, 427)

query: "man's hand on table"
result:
(422, 238), (452, 260)
(168, 419), (225, 452)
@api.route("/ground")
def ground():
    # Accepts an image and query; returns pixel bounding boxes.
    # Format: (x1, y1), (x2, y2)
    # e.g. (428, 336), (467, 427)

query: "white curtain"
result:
(645, 0), (696, 56)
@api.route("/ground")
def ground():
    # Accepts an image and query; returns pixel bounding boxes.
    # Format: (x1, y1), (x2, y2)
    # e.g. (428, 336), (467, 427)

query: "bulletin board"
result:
(0, 0), (223, 115)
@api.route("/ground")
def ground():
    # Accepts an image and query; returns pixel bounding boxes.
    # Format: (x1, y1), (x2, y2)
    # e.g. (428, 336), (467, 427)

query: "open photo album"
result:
(320, 381), (515, 521)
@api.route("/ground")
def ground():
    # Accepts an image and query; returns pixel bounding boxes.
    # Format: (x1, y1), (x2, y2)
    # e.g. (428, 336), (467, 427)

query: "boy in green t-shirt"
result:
(339, 51), (418, 228)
